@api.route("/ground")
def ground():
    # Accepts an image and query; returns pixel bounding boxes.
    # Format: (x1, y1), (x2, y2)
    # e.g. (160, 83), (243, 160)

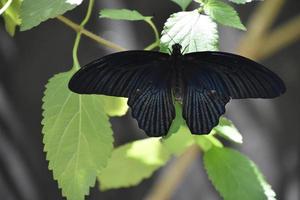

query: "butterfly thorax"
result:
(171, 43), (182, 57)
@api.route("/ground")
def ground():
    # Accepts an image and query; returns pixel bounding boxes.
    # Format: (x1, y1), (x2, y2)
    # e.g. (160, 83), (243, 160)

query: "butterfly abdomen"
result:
(172, 65), (184, 103)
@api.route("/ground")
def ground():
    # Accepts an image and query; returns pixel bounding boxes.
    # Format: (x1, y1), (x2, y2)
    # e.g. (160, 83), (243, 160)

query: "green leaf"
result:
(160, 10), (219, 53)
(228, 0), (252, 4)
(98, 138), (171, 190)
(167, 102), (185, 134)
(214, 117), (243, 143)
(251, 162), (277, 200)
(162, 103), (195, 155)
(194, 135), (223, 151)
(162, 125), (195, 155)
(170, 0), (193, 10)
(203, 0), (246, 30)
(204, 147), (276, 200)
(100, 96), (128, 117)
(42, 71), (113, 200)
(99, 9), (152, 21)
(0, 0), (22, 36)
(20, 0), (82, 31)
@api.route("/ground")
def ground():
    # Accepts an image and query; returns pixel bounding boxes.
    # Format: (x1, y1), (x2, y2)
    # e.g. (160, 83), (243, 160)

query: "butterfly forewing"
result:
(68, 51), (176, 137)
(69, 51), (169, 97)
(183, 52), (286, 99)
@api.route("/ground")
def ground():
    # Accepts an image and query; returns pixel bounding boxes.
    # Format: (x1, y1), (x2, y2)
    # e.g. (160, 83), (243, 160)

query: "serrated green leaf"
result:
(99, 9), (152, 21)
(251, 162), (277, 200)
(42, 71), (113, 200)
(214, 117), (243, 143)
(228, 0), (252, 4)
(170, 0), (193, 10)
(0, 0), (22, 36)
(160, 10), (219, 53)
(204, 0), (246, 30)
(98, 138), (171, 190)
(204, 147), (276, 200)
(20, 0), (82, 31)
(100, 96), (128, 117)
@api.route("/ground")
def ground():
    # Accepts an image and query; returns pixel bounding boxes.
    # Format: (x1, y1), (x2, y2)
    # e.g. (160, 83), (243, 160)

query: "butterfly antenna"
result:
(182, 45), (189, 54)
(164, 31), (177, 45)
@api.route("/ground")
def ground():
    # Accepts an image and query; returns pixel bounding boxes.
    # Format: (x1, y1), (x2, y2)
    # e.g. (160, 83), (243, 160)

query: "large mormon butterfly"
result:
(69, 44), (286, 137)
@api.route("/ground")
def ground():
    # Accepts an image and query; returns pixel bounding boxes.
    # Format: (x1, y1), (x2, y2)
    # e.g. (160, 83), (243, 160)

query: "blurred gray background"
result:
(0, 0), (299, 199)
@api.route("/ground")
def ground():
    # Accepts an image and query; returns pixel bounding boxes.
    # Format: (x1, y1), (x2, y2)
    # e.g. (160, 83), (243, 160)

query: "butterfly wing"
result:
(128, 69), (175, 137)
(69, 51), (168, 97)
(68, 51), (175, 137)
(183, 52), (286, 99)
(182, 77), (230, 134)
(181, 51), (286, 134)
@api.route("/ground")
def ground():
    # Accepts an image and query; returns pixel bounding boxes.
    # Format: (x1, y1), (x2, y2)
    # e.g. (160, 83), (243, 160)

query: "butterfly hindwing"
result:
(128, 72), (175, 137)
(183, 52), (286, 99)
(182, 83), (230, 134)
(69, 51), (169, 97)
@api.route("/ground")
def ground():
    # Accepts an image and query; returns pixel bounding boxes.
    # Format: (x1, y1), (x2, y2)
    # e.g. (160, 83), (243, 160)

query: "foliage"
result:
(0, 0), (276, 199)
(204, 147), (276, 200)
(0, 0), (22, 36)
(100, 9), (152, 21)
(42, 72), (114, 200)
(98, 138), (171, 190)
(170, 0), (193, 10)
(203, 0), (246, 30)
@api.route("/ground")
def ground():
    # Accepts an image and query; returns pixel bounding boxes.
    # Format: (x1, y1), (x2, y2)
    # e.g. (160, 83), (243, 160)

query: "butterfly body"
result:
(69, 44), (285, 137)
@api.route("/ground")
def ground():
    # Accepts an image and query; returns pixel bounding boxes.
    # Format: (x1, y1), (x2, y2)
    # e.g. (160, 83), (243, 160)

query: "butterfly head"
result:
(171, 43), (182, 56)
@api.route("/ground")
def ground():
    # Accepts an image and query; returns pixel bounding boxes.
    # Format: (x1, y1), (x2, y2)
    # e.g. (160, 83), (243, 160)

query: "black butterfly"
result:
(68, 44), (286, 137)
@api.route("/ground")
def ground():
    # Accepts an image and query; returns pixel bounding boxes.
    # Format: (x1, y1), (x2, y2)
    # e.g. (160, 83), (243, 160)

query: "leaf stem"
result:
(144, 41), (159, 50)
(145, 19), (160, 50)
(57, 16), (126, 52)
(0, 0), (12, 15)
(72, 0), (95, 70)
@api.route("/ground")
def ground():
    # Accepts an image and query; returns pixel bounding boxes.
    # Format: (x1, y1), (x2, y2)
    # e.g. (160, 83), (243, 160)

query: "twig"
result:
(71, 0), (95, 70)
(145, 145), (200, 200)
(56, 15), (126, 51)
(258, 15), (300, 60)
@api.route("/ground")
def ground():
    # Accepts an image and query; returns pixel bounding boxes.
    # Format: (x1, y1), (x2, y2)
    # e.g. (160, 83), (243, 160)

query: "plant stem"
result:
(144, 41), (159, 50)
(145, 19), (160, 50)
(236, 0), (284, 59)
(57, 16), (126, 52)
(72, 0), (95, 70)
(258, 14), (300, 60)
(0, 0), (12, 15)
(145, 145), (200, 200)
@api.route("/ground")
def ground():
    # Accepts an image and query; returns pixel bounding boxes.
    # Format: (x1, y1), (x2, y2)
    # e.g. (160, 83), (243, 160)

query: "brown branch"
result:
(145, 145), (200, 200)
(56, 15), (126, 51)
(237, 0), (285, 58)
(257, 15), (300, 60)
